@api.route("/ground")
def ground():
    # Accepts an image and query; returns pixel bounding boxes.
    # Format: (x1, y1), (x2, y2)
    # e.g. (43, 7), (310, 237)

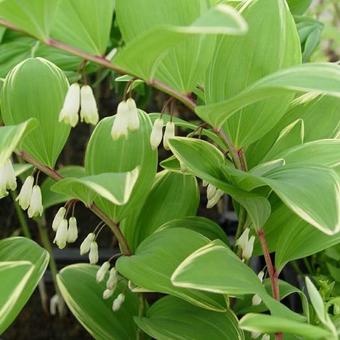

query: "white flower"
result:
(251, 331), (261, 339)
(27, 185), (43, 218)
(236, 228), (250, 251)
(16, 175), (34, 210)
(252, 271), (265, 305)
(80, 233), (95, 255)
(67, 217), (78, 243)
(111, 101), (129, 140)
(243, 235), (255, 261)
(59, 83), (80, 127)
(52, 207), (66, 231)
(103, 288), (114, 299)
(126, 98), (139, 131)
(80, 85), (99, 125)
(96, 261), (110, 283)
(202, 180), (208, 187)
(53, 219), (68, 249)
(106, 268), (118, 290)
(0, 159), (17, 197)
(112, 293), (125, 312)
(89, 241), (99, 264)
(261, 335), (270, 340)
(50, 294), (61, 316)
(206, 184), (216, 201)
(206, 189), (224, 209)
(163, 121), (175, 150)
(150, 118), (163, 150)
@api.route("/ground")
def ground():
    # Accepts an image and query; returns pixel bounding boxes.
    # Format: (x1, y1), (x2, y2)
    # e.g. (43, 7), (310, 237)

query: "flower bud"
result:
(206, 189), (224, 209)
(0, 160), (17, 198)
(28, 185), (43, 218)
(150, 118), (164, 149)
(163, 121), (175, 150)
(67, 217), (78, 243)
(80, 85), (99, 125)
(80, 233), (95, 255)
(89, 241), (99, 264)
(16, 175), (34, 210)
(52, 207), (66, 231)
(96, 261), (110, 283)
(126, 98), (139, 131)
(206, 184), (216, 201)
(235, 228), (250, 251)
(112, 293), (125, 312)
(103, 288), (114, 299)
(106, 268), (118, 290)
(53, 219), (68, 249)
(242, 235), (255, 261)
(252, 294), (262, 306)
(59, 83), (80, 127)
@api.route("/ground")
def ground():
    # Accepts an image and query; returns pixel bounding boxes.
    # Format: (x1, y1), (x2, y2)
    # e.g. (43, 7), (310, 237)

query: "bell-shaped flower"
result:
(206, 189), (224, 209)
(80, 85), (99, 125)
(89, 241), (99, 264)
(106, 268), (118, 290)
(59, 83), (80, 127)
(150, 118), (163, 150)
(96, 261), (110, 283)
(163, 121), (175, 150)
(206, 184), (216, 201)
(52, 207), (66, 231)
(112, 293), (125, 312)
(235, 228), (250, 251)
(103, 288), (114, 300)
(252, 271), (265, 306)
(242, 235), (255, 261)
(0, 160), (17, 198)
(126, 98), (140, 131)
(28, 185), (43, 218)
(16, 175), (34, 210)
(111, 101), (129, 140)
(80, 233), (95, 255)
(67, 217), (78, 243)
(53, 219), (68, 249)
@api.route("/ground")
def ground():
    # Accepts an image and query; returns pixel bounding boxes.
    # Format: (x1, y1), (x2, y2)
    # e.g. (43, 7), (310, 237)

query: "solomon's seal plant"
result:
(0, 0), (340, 339)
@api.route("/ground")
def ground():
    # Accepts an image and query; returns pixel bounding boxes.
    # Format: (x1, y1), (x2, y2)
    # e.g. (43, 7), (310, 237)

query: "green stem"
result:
(10, 191), (32, 238)
(17, 150), (132, 256)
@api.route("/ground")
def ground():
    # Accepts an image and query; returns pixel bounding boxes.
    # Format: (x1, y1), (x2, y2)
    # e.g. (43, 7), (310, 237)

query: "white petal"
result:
(52, 207), (66, 231)
(16, 175), (34, 210)
(112, 293), (125, 312)
(96, 261), (110, 283)
(53, 219), (68, 249)
(252, 294), (262, 306)
(89, 241), (99, 264)
(80, 233), (95, 255)
(106, 268), (118, 290)
(59, 83), (80, 127)
(207, 184), (217, 201)
(235, 228), (250, 250)
(27, 185), (43, 218)
(150, 118), (163, 149)
(80, 85), (99, 125)
(126, 98), (140, 131)
(163, 121), (175, 150)
(103, 288), (114, 299)
(243, 235), (255, 260)
(67, 217), (78, 243)
(111, 104), (129, 140)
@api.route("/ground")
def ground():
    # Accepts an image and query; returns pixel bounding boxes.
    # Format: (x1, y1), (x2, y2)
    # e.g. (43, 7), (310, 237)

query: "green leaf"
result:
(84, 112), (157, 221)
(0, 119), (37, 167)
(197, 63), (340, 132)
(51, 169), (139, 209)
(135, 295), (244, 340)
(116, 228), (227, 312)
(287, 0), (313, 15)
(41, 166), (85, 209)
(0, 237), (49, 333)
(51, 0), (115, 55)
(257, 199), (340, 271)
(121, 170), (199, 251)
(1, 57), (70, 167)
(247, 94), (340, 168)
(115, 1), (247, 92)
(204, 0), (301, 147)
(239, 313), (331, 339)
(57, 264), (139, 340)
(172, 240), (304, 321)
(158, 216), (229, 245)
(0, 0), (60, 40)
(168, 137), (271, 229)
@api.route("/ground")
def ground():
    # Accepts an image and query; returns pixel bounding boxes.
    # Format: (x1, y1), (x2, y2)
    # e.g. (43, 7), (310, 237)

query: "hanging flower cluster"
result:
(149, 118), (175, 150)
(59, 83), (99, 127)
(111, 98), (140, 140)
(0, 159), (17, 198)
(96, 263), (125, 312)
(52, 206), (79, 249)
(17, 174), (43, 218)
